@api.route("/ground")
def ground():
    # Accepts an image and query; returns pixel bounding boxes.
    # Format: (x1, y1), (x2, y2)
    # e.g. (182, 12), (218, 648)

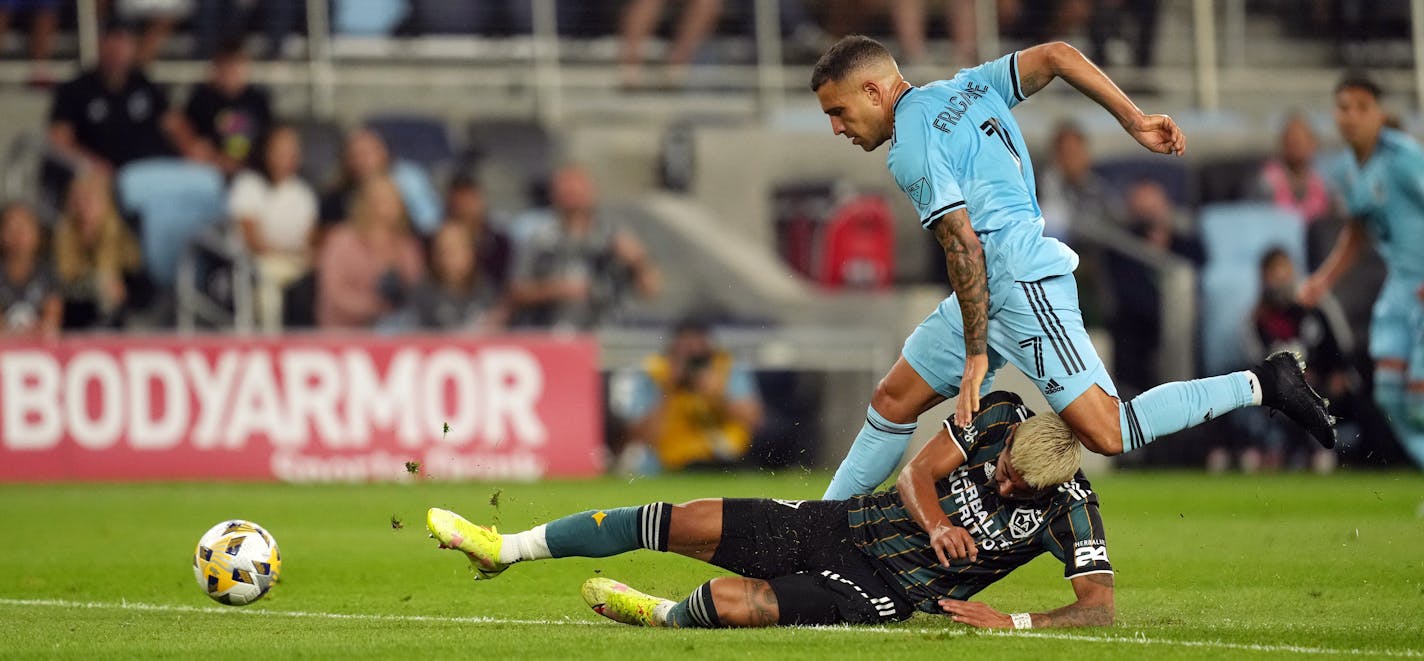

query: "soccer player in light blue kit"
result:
(811, 36), (1337, 499)
(1300, 73), (1424, 468)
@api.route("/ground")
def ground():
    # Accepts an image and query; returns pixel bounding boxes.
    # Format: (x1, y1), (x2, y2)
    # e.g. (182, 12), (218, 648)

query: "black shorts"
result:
(709, 498), (912, 626)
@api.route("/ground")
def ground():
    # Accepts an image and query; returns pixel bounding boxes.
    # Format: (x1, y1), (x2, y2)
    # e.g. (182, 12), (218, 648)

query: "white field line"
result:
(1, 597), (1420, 658)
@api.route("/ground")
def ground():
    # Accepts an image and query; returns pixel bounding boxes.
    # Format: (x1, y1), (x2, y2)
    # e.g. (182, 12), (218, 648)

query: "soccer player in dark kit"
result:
(427, 392), (1113, 630)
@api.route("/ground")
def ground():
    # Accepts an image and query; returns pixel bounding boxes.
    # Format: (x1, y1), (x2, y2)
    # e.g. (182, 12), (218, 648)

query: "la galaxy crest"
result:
(1009, 507), (1046, 539)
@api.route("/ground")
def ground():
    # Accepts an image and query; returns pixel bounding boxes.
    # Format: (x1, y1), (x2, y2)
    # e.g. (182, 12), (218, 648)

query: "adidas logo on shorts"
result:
(1044, 378), (1064, 395)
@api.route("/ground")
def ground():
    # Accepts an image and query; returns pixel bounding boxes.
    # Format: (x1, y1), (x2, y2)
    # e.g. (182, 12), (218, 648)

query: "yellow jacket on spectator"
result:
(639, 350), (756, 471)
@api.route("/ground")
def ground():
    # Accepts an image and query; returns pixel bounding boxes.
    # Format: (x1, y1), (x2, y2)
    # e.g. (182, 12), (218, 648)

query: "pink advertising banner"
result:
(0, 334), (603, 482)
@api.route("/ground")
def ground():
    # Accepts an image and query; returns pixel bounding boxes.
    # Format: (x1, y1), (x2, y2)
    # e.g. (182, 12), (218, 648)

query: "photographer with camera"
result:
(617, 317), (764, 474)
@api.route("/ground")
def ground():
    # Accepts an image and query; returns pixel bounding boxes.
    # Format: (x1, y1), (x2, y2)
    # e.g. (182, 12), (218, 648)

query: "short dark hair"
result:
(214, 37), (249, 63)
(447, 173), (480, 193)
(1052, 120), (1086, 147)
(1335, 71), (1383, 99)
(810, 35), (893, 92)
(1259, 246), (1291, 273)
(673, 314), (712, 337)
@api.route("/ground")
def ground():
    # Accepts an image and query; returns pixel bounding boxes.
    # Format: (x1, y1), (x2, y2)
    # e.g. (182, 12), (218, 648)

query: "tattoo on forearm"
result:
(1036, 603), (1112, 628)
(934, 211), (989, 356)
(1036, 573), (1114, 628)
(744, 580), (779, 627)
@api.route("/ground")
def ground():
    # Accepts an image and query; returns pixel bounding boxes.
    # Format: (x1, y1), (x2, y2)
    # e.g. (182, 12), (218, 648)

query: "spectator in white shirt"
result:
(228, 124), (317, 332)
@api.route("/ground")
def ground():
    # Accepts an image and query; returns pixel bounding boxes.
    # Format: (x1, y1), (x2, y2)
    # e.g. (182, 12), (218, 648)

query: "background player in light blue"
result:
(1300, 73), (1424, 469)
(810, 36), (1337, 499)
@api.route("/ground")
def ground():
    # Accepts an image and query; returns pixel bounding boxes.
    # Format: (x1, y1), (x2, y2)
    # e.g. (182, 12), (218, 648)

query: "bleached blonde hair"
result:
(1010, 411), (1081, 489)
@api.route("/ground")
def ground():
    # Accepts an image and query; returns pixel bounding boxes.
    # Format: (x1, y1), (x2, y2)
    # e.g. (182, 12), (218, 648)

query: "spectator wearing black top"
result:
(173, 39), (273, 176)
(0, 202), (62, 339)
(1103, 180), (1205, 396)
(47, 25), (178, 177)
(442, 175), (512, 290)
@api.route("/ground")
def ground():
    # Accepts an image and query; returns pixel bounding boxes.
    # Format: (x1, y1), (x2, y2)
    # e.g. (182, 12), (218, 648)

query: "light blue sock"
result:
(1120, 373), (1255, 452)
(1374, 370), (1424, 468)
(823, 406), (917, 500)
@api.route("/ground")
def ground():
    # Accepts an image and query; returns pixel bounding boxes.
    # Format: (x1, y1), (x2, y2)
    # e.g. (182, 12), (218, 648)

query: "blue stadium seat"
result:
(1197, 202), (1307, 375)
(365, 114), (457, 174)
(332, 0), (409, 36)
(1093, 157), (1192, 208)
(116, 158), (227, 287)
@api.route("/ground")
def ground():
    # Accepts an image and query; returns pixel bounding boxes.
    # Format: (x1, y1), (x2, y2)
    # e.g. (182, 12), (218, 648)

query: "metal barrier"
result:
(0, 0), (1414, 124)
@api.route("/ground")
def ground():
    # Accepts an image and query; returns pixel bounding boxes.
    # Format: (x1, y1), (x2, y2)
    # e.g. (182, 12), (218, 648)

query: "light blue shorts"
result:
(1369, 277), (1424, 381)
(902, 274), (1117, 412)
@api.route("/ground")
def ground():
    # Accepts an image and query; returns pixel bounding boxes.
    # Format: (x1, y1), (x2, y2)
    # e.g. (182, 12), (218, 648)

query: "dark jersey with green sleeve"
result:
(844, 392), (1112, 613)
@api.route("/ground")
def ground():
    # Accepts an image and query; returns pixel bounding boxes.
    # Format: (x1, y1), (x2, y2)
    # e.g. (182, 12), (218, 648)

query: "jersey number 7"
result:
(980, 117), (1023, 171)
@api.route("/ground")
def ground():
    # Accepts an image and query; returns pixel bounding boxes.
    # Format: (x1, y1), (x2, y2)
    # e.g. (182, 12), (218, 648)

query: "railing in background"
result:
(0, 0), (1413, 125)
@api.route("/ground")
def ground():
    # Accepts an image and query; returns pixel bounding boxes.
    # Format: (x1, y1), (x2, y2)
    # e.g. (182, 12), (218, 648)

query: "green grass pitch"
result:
(1, 471), (1421, 659)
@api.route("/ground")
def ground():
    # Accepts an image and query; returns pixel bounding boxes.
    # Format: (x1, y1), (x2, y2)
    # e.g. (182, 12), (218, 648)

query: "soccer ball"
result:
(193, 520), (282, 605)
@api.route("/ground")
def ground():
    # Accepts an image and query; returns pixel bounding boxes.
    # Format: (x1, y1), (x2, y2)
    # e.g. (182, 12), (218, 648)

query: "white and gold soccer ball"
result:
(193, 520), (282, 606)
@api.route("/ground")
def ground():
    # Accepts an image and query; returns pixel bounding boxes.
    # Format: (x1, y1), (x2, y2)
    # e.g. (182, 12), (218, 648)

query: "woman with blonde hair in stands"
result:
(53, 172), (144, 328)
(315, 175), (424, 329)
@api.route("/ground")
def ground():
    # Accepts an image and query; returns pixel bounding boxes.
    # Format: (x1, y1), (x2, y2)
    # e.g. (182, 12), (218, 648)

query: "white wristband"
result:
(1011, 612), (1033, 629)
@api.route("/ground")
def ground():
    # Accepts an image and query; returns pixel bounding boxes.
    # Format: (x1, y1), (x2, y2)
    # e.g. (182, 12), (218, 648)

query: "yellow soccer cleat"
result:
(426, 508), (508, 579)
(581, 577), (675, 627)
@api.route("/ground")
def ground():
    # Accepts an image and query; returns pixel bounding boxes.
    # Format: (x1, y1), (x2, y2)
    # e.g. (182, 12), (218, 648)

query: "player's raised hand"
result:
(929, 523), (978, 566)
(938, 599), (1012, 628)
(956, 353), (989, 427)
(1127, 114), (1186, 156)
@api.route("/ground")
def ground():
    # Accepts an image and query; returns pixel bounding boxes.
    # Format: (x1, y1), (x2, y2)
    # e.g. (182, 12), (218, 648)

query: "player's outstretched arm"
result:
(931, 208), (990, 426)
(896, 422), (975, 566)
(1016, 42), (1185, 156)
(939, 573), (1115, 628)
(1299, 219), (1365, 307)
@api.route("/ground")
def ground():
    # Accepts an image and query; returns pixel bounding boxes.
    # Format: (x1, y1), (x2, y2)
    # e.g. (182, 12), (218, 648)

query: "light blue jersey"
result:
(887, 52), (1079, 285)
(1326, 128), (1424, 286)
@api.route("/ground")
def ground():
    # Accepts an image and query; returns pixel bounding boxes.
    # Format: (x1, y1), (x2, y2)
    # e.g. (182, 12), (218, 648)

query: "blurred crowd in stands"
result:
(0, 1), (1404, 82)
(5, 23), (662, 339)
(1034, 109), (1397, 473)
(0, 2), (1414, 472)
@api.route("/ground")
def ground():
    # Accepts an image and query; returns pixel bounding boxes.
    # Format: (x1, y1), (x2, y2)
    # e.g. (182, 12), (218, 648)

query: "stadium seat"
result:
(293, 118), (346, 190)
(332, 0), (409, 36)
(467, 118), (556, 210)
(1093, 157), (1192, 208)
(1197, 202), (1307, 375)
(816, 196), (894, 290)
(410, 0), (484, 34)
(366, 114), (457, 174)
(116, 158), (228, 288)
(1196, 155), (1266, 205)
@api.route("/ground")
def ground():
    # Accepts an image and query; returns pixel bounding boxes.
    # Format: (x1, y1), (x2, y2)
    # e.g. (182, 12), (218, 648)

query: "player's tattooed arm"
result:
(932, 208), (988, 357)
(1034, 573), (1115, 628)
(939, 573), (1114, 628)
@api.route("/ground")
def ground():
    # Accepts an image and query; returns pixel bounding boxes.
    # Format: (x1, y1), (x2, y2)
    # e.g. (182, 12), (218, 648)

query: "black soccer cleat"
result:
(1249, 351), (1337, 449)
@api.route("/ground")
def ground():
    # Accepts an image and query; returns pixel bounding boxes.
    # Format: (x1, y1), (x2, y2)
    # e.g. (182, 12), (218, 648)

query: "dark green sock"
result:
(665, 581), (721, 628)
(544, 502), (673, 558)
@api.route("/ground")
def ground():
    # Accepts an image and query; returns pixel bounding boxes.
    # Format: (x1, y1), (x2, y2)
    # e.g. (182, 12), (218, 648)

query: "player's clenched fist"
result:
(929, 523), (978, 566)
